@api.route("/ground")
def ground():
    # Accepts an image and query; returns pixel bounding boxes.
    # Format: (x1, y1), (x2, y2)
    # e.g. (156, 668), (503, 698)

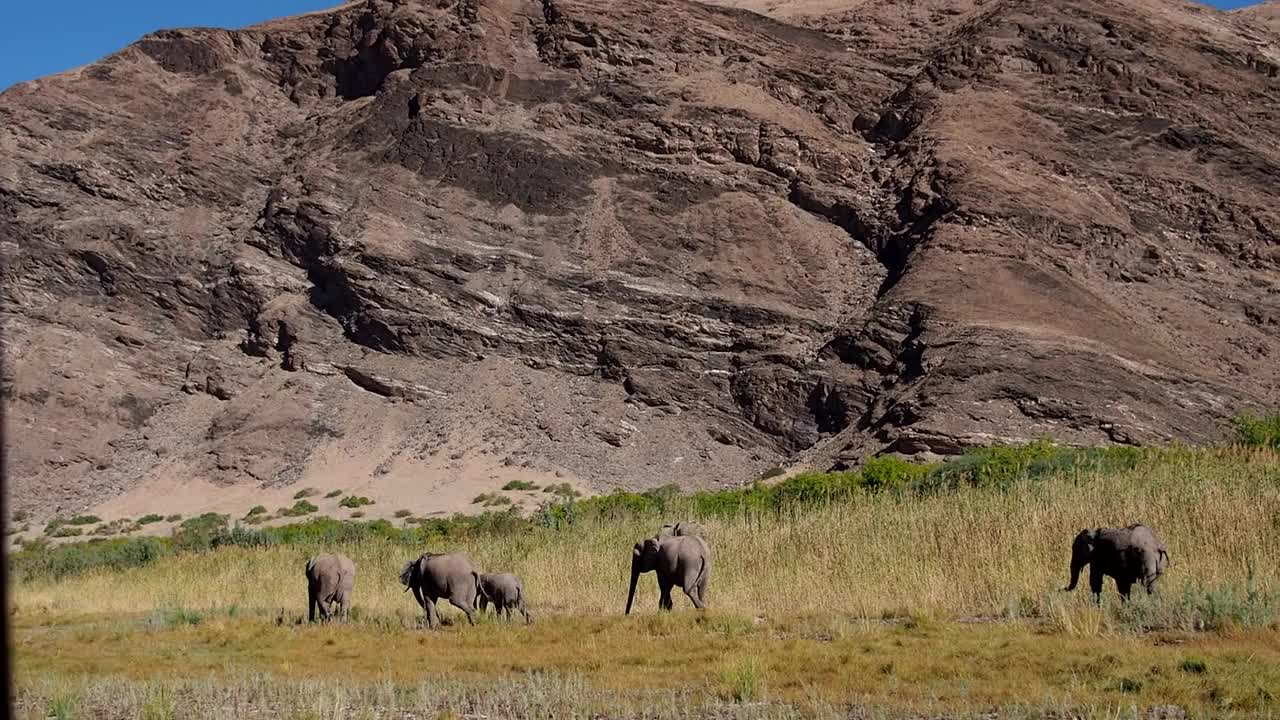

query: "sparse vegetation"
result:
(279, 500), (319, 517)
(164, 514), (182, 523)
(349, 511), (365, 519)
(502, 480), (539, 491)
(13, 509), (30, 522)
(245, 506), (268, 517)
(759, 466), (785, 480)
(542, 482), (581, 498)
(92, 519), (135, 537)
(66, 515), (101, 526)
(137, 514), (164, 526)
(338, 495), (374, 509)
(472, 493), (494, 505)
(49, 526), (82, 538)
(325, 489), (343, 499)
(394, 509), (413, 518)
(293, 488), (319, 500)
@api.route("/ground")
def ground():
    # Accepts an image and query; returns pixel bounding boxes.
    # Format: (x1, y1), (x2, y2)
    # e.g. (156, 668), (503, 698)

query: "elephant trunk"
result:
(1064, 555), (1085, 592)
(625, 556), (641, 615)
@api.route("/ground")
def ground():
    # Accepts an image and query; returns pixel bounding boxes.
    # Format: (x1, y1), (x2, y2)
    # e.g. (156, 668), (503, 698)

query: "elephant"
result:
(305, 553), (356, 623)
(1064, 523), (1169, 602)
(625, 533), (711, 614)
(658, 521), (702, 538)
(400, 551), (481, 628)
(477, 572), (533, 624)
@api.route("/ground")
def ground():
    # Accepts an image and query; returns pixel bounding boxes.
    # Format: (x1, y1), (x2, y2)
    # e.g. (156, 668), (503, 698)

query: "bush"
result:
(137, 514), (165, 525)
(67, 515), (101, 526)
(293, 488), (319, 500)
(1234, 412), (1280, 450)
(173, 513), (229, 551)
(245, 506), (268, 517)
(542, 482), (581, 498)
(502, 480), (539, 491)
(164, 514), (182, 522)
(472, 493), (494, 505)
(280, 500), (319, 517)
(394, 509), (413, 518)
(338, 496), (374, 509)
(485, 495), (514, 507)
(93, 519), (135, 536)
(51, 526), (83, 538)
(325, 489), (343, 499)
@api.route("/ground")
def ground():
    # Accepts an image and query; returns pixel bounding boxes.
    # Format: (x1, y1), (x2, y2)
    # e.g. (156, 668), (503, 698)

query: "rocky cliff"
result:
(2, 0), (1277, 521)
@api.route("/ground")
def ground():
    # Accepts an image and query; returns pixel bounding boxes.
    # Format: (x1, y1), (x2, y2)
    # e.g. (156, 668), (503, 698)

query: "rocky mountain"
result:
(2, 0), (1277, 523)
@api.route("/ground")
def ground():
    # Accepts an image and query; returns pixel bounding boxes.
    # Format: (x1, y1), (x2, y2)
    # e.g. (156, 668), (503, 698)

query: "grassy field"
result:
(9, 446), (1280, 718)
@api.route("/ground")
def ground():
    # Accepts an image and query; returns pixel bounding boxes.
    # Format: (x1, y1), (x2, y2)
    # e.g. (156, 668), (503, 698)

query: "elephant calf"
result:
(626, 531), (711, 614)
(1064, 523), (1169, 602)
(400, 551), (481, 628)
(477, 572), (533, 624)
(305, 552), (356, 623)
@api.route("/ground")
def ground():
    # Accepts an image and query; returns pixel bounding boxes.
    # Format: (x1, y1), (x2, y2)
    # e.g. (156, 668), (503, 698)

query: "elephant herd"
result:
(304, 520), (1169, 625)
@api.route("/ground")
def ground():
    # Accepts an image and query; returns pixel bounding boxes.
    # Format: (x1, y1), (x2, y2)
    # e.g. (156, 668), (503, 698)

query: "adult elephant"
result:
(400, 551), (481, 628)
(305, 553), (356, 623)
(625, 532), (711, 614)
(1064, 523), (1169, 602)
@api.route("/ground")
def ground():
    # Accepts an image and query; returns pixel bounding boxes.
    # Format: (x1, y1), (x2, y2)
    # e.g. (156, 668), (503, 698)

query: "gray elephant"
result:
(305, 552), (356, 623)
(477, 572), (533, 624)
(400, 551), (481, 628)
(1064, 523), (1170, 601)
(658, 521), (702, 538)
(625, 533), (711, 613)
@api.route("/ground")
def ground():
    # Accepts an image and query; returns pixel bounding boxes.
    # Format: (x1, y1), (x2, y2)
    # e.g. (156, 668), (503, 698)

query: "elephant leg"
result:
(683, 583), (705, 610)
(423, 596), (440, 629)
(1117, 578), (1133, 601)
(1089, 565), (1104, 604)
(308, 593), (317, 623)
(449, 597), (476, 626)
(658, 579), (674, 611)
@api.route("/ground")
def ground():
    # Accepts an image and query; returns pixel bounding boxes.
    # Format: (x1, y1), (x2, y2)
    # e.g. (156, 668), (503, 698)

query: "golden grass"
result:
(9, 449), (1280, 717)
(11, 449), (1280, 621)
(11, 614), (1280, 717)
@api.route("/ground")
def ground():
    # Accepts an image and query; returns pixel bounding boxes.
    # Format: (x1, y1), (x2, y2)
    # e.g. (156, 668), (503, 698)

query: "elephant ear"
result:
(399, 560), (416, 588)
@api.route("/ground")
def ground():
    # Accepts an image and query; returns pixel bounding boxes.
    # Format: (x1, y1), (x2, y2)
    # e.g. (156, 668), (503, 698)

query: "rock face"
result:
(2, 0), (1277, 516)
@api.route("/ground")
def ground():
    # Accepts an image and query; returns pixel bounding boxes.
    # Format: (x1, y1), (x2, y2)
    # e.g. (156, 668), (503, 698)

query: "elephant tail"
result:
(1158, 548), (1169, 569)
(692, 552), (709, 594)
(472, 571), (483, 599)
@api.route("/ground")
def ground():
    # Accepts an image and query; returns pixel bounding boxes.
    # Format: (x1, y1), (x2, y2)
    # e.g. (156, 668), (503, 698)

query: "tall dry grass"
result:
(10, 449), (1279, 622)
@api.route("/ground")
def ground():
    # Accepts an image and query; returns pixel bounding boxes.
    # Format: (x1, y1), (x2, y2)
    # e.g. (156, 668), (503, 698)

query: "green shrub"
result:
(51, 526), (83, 538)
(325, 489), (343, 499)
(338, 496), (374, 509)
(67, 515), (101, 526)
(484, 495), (514, 507)
(245, 506), (268, 517)
(473, 493), (494, 505)
(502, 480), (539, 491)
(280, 500), (319, 517)
(9, 536), (173, 581)
(394, 509), (413, 518)
(137, 514), (165, 525)
(164, 514), (182, 522)
(1234, 412), (1280, 450)
(1180, 657), (1208, 674)
(173, 513), (229, 551)
(293, 488), (319, 500)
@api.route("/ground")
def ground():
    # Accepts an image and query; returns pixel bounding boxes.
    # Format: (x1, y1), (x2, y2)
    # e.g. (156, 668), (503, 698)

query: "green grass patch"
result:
(1234, 412), (1280, 450)
(280, 500), (319, 517)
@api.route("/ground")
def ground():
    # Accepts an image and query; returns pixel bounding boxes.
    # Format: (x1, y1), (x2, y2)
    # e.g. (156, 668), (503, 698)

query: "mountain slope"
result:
(2, 0), (1277, 522)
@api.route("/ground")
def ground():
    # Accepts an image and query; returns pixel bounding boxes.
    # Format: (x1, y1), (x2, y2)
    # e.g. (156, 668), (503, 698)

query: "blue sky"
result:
(0, 0), (1266, 92)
